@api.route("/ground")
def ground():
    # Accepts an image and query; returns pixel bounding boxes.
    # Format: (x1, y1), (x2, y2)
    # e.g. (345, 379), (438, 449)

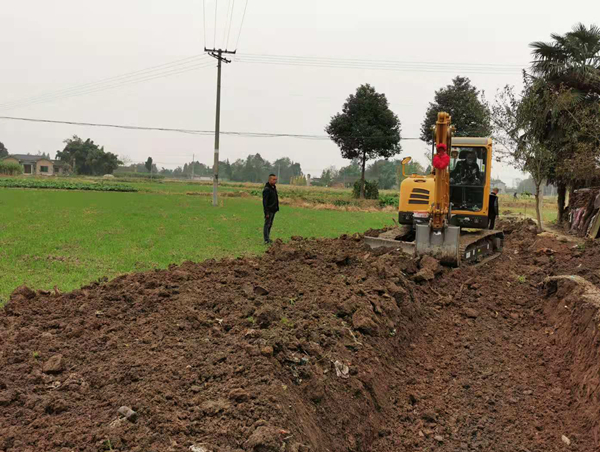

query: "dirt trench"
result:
(2, 220), (600, 451)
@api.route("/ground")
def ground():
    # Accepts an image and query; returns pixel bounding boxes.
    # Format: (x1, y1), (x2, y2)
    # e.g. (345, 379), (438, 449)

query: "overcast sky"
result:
(0, 1), (597, 186)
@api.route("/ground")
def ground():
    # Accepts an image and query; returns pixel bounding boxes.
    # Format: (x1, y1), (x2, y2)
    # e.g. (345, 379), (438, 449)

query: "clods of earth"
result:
(2, 219), (600, 451)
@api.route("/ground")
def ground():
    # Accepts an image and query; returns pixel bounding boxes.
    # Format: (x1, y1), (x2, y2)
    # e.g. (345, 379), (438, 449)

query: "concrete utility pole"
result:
(191, 153), (195, 180)
(206, 48), (236, 206)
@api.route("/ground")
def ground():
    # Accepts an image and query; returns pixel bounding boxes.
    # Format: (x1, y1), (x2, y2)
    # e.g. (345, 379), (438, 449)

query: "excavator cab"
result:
(448, 139), (493, 229)
(365, 113), (503, 266)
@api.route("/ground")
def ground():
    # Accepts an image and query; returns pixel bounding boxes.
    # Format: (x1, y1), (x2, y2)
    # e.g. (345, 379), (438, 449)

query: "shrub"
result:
(0, 178), (137, 192)
(0, 162), (23, 176)
(352, 180), (379, 199)
(378, 194), (398, 207)
(333, 199), (351, 206)
(113, 171), (165, 180)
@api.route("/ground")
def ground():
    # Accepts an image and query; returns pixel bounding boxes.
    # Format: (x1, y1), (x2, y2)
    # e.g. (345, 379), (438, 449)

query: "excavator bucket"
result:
(415, 224), (461, 266)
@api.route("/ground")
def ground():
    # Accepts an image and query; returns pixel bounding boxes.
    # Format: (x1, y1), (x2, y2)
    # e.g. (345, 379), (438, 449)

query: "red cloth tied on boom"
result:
(433, 143), (450, 170)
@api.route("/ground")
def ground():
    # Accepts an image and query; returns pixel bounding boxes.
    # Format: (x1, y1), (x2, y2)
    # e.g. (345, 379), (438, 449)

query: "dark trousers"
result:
(264, 212), (276, 242)
(488, 214), (496, 230)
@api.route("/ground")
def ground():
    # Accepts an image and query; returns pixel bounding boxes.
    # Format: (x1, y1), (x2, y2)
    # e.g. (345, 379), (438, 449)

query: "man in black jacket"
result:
(488, 188), (500, 229)
(262, 174), (279, 244)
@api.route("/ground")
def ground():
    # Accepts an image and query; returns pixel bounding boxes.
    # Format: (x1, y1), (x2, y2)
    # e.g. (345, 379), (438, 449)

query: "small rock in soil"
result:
(190, 446), (210, 452)
(118, 406), (138, 422)
(463, 308), (479, 319)
(261, 346), (274, 357)
(419, 255), (441, 274)
(562, 435), (571, 445)
(190, 385), (202, 393)
(254, 286), (269, 296)
(352, 308), (378, 335)
(228, 388), (250, 402)
(201, 399), (230, 415)
(412, 268), (435, 282)
(434, 435), (444, 442)
(245, 425), (283, 452)
(42, 354), (65, 374)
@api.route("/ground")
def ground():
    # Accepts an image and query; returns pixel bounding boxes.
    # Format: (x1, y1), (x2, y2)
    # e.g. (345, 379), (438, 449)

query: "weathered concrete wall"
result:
(35, 159), (54, 176)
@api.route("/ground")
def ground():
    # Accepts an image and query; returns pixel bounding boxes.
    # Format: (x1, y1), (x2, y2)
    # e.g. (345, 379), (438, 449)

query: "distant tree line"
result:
(314, 158), (425, 190)
(117, 153), (305, 184)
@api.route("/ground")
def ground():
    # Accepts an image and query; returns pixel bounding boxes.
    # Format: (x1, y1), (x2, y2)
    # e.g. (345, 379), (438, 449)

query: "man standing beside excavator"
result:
(489, 188), (500, 229)
(262, 174), (279, 244)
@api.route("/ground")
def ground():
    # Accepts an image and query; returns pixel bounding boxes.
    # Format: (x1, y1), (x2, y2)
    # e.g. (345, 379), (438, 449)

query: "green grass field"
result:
(0, 177), (561, 305)
(0, 188), (395, 305)
(499, 195), (558, 223)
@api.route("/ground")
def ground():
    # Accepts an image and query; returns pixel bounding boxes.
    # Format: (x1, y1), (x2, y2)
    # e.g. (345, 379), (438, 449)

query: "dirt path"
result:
(372, 220), (600, 451)
(378, 265), (588, 450)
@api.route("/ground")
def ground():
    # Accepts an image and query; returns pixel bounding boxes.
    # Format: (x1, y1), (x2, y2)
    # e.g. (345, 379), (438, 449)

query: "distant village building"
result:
(1, 154), (67, 176)
(191, 175), (212, 182)
(491, 178), (507, 193)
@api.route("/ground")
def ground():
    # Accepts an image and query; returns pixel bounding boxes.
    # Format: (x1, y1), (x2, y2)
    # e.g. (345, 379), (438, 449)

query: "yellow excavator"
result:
(366, 112), (503, 266)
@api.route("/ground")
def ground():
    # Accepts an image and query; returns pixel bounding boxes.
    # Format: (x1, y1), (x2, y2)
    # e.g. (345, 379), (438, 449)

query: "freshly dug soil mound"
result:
(0, 235), (423, 452)
(3, 221), (600, 451)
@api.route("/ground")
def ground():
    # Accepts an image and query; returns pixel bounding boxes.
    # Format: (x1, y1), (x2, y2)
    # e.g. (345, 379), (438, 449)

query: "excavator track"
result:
(364, 227), (504, 266)
(459, 229), (504, 264)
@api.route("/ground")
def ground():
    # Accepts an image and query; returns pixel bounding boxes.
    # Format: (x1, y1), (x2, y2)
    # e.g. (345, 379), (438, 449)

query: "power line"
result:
(0, 55), (210, 111)
(202, 0), (207, 48)
(234, 53), (525, 74)
(226, 0), (236, 50)
(0, 59), (214, 112)
(234, 0), (249, 51)
(241, 53), (525, 69)
(213, 0), (218, 48)
(221, 0), (233, 49)
(0, 114), (422, 141)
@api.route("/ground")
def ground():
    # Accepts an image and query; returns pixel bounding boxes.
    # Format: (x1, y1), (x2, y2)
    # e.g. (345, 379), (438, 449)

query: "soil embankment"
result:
(2, 220), (600, 451)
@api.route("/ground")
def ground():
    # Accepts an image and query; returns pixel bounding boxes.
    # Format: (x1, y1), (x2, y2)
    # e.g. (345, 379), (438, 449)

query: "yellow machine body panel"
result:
(398, 137), (494, 230)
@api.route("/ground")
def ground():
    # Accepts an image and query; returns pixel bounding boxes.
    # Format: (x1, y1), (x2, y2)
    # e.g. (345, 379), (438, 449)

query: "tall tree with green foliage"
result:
(365, 159), (424, 190)
(420, 76), (491, 143)
(145, 157), (153, 173)
(528, 23), (600, 222)
(56, 136), (122, 175)
(0, 142), (8, 159)
(530, 23), (600, 95)
(326, 84), (401, 198)
(492, 79), (556, 232)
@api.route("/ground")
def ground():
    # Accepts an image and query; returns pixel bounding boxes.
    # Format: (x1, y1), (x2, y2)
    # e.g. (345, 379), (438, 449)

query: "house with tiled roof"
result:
(1, 154), (68, 176)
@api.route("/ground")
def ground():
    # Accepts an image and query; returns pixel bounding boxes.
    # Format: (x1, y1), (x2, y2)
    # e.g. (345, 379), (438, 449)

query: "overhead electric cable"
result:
(0, 115), (422, 141)
(202, 0), (207, 48)
(213, 0), (219, 48)
(234, 54), (523, 74)
(240, 53), (524, 68)
(234, 0), (249, 50)
(221, 0), (233, 49)
(226, 0), (236, 50)
(0, 59), (214, 112)
(0, 55), (210, 111)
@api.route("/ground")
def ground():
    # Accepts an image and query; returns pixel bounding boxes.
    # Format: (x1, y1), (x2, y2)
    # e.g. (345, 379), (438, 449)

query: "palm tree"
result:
(528, 24), (600, 223)
(530, 23), (600, 94)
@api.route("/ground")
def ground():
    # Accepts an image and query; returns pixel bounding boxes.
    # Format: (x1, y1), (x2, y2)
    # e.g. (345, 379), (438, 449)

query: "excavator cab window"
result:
(449, 147), (487, 212)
